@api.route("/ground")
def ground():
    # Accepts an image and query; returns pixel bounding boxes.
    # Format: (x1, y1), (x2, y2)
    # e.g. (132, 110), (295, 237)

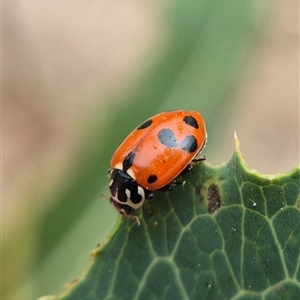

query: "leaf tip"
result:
(234, 131), (240, 153)
(232, 131), (248, 171)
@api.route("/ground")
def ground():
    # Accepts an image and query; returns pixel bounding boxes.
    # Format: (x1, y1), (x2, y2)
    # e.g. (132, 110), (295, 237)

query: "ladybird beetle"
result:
(108, 110), (207, 224)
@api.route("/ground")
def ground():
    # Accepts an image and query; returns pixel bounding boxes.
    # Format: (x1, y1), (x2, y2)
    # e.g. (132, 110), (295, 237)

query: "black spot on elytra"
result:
(180, 135), (198, 153)
(183, 115), (199, 129)
(158, 129), (198, 154)
(147, 174), (158, 184)
(157, 129), (177, 148)
(122, 151), (135, 172)
(137, 119), (153, 130)
(208, 183), (221, 213)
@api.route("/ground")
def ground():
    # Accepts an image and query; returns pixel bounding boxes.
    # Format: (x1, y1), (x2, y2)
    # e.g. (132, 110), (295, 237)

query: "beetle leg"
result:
(192, 156), (206, 163)
(133, 215), (141, 226)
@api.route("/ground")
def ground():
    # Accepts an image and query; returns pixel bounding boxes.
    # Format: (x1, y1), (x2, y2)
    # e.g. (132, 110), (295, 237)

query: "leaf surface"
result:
(42, 136), (300, 300)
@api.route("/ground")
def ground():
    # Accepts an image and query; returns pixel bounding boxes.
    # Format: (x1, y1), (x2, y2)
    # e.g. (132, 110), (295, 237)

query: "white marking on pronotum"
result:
(114, 162), (123, 170)
(137, 186), (145, 200)
(126, 167), (136, 180)
(125, 189), (131, 199)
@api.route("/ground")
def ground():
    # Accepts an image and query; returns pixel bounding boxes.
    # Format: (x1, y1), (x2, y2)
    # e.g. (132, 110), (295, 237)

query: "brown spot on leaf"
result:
(208, 183), (221, 213)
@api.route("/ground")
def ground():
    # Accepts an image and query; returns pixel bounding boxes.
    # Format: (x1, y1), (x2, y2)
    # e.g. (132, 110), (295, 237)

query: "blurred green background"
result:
(3, 0), (299, 299)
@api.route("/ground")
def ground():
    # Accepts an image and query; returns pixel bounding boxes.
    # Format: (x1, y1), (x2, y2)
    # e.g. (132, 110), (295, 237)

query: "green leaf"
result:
(41, 135), (300, 300)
